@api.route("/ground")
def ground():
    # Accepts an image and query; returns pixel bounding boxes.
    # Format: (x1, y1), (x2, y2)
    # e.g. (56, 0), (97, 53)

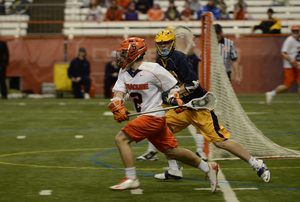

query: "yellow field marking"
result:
(0, 148), (299, 171)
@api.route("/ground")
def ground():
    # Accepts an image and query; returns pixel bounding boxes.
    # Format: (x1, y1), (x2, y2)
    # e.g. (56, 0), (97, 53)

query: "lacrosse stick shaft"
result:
(127, 106), (178, 117)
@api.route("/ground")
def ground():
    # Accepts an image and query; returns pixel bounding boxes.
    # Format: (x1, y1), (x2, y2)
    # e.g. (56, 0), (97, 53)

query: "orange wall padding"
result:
(4, 37), (64, 94)
(3, 36), (297, 94)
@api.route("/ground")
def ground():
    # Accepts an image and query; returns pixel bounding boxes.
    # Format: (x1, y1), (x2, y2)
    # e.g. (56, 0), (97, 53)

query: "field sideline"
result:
(0, 94), (299, 202)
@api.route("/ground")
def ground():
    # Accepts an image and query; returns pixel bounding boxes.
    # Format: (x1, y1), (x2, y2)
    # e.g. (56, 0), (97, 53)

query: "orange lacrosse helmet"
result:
(291, 24), (300, 30)
(117, 37), (147, 69)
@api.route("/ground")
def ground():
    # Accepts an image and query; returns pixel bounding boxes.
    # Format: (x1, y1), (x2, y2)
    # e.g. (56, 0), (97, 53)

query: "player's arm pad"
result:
(184, 80), (200, 93)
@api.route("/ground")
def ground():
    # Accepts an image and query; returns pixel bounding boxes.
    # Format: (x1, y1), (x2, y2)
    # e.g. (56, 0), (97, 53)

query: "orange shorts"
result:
(283, 68), (300, 87)
(122, 115), (178, 152)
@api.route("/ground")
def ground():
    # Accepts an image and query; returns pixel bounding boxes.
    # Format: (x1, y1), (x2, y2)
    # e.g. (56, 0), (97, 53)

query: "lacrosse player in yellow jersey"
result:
(138, 29), (271, 184)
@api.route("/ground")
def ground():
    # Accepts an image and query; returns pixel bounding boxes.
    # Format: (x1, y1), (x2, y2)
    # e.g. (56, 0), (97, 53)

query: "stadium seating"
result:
(1, 0), (300, 37)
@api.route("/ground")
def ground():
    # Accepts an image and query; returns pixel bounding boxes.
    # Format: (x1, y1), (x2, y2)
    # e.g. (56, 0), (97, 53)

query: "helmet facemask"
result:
(156, 40), (175, 60)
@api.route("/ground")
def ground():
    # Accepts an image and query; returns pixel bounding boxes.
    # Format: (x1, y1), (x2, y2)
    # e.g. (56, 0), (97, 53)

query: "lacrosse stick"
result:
(128, 92), (217, 117)
(173, 25), (194, 55)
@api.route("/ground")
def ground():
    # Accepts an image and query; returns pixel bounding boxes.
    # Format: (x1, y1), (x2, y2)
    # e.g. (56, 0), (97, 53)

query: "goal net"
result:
(201, 12), (300, 160)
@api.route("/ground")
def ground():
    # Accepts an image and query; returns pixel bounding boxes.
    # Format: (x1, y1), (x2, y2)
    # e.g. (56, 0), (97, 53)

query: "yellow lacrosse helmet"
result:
(155, 30), (176, 59)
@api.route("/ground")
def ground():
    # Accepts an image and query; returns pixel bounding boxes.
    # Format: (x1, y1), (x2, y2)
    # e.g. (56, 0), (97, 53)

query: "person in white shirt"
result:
(266, 25), (300, 105)
(86, 0), (103, 21)
(108, 37), (219, 192)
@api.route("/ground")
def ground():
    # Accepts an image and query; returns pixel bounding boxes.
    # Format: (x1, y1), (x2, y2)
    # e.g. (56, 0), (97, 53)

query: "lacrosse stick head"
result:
(173, 25), (195, 55)
(191, 92), (217, 111)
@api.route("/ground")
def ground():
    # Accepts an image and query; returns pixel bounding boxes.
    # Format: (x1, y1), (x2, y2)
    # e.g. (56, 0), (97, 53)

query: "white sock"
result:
(198, 160), (209, 173)
(125, 167), (137, 180)
(187, 124), (197, 139)
(168, 160), (180, 171)
(147, 142), (157, 153)
(247, 156), (258, 168)
(270, 90), (276, 96)
(195, 133), (205, 153)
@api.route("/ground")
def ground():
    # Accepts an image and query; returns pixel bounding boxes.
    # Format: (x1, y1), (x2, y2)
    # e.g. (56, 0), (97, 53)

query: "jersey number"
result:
(130, 92), (142, 112)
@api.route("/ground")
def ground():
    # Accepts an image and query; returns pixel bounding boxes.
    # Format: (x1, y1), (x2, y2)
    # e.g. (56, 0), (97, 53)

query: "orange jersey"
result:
(147, 8), (164, 20)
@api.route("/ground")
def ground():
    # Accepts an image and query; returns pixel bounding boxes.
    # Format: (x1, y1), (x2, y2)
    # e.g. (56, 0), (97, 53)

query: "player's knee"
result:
(115, 131), (130, 146)
(164, 147), (178, 159)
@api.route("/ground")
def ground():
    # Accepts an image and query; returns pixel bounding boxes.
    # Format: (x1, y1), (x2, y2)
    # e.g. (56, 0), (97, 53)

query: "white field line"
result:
(39, 190), (52, 195)
(131, 189), (143, 194)
(103, 111), (113, 116)
(218, 168), (240, 202)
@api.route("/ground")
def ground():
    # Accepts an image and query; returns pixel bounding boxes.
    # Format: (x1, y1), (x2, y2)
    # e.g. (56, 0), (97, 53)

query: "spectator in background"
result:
(233, 4), (245, 20)
(189, 0), (202, 14)
(234, 0), (252, 19)
(86, 0), (103, 21)
(220, 5), (230, 20)
(68, 48), (91, 99)
(117, 0), (131, 10)
(82, 0), (111, 8)
(135, 0), (151, 14)
(147, 1), (164, 21)
(272, 0), (290, 6)
(106, 0), (123, 21)
(164, 2), (181, 21)
(7, 0), (30, 15)
(0, 39), (9, 99)
(181, 0), (193, 21)
(124, 3), (138, 21)
(104, 51), (120, 98)
(234, 0), (247, 9)
(215, 0), (226, 10)
(252, 8), (281, 34)
(82, 0), (91, 8)
(0, 0), (5, 15)
(197, 0), (221, 20)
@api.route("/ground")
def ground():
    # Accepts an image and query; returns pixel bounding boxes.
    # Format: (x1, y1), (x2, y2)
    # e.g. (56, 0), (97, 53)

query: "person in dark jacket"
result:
(0, 39), (9, 99)
(104, 51), (120, 98)
(68, 47), (91, 99)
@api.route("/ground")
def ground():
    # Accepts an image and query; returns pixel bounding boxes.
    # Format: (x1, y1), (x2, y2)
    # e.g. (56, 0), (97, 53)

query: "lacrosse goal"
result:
(201, 12), (300, 160)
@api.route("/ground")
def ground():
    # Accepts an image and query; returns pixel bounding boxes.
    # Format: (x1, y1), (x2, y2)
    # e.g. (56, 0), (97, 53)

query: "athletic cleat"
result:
(110, 177), (140, 191)
(154, 167), (183, 181)
(265, 92), (273, 105)
(205, 163), (219, 193)
(196, 151), (208, 162)
(136, 151), (158, 161)
(254, 160), (271, 182)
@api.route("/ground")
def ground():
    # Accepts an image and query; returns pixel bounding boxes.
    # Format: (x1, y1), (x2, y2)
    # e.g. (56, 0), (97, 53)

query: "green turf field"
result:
(0, 94), (299, 202)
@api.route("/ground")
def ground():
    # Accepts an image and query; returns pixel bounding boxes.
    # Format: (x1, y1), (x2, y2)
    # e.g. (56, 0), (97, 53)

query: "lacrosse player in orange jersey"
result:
(266, 24), (300, 105)
(108, 37), (219, 192)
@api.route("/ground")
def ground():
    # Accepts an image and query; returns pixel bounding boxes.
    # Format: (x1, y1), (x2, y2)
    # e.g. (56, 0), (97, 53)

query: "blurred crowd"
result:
(81, 0), (290, 22)
(0, 0), (31, 15)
